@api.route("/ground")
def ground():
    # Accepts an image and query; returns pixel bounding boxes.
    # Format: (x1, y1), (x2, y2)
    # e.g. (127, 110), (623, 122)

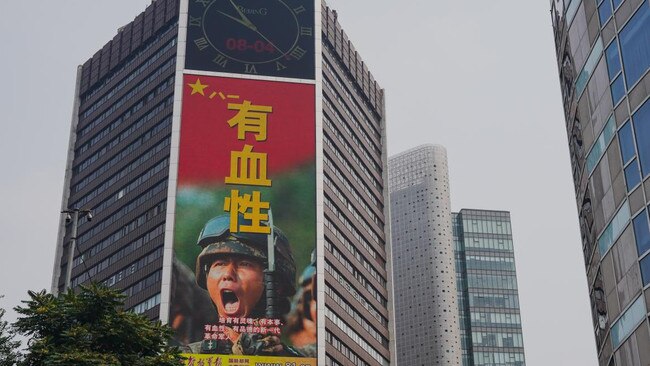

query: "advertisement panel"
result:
(170, 74), (316, 366)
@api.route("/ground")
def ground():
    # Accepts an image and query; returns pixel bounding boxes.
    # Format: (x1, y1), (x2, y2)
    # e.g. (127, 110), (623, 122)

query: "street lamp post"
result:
(61, 208), (92, 292)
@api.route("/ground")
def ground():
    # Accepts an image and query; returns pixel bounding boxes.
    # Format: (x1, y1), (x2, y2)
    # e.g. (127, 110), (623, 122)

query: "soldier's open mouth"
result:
(221, 290), (240, 314)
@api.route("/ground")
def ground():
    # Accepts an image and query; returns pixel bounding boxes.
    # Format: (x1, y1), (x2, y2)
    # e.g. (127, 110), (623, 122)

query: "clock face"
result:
(185, 0), (315, 80)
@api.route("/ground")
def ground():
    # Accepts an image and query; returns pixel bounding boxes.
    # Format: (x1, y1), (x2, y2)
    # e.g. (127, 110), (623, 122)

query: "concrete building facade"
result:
(52, 1), (394, 365)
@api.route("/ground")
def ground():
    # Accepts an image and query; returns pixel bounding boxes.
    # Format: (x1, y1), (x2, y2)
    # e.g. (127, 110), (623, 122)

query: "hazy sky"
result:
(0, 1), (597, 364)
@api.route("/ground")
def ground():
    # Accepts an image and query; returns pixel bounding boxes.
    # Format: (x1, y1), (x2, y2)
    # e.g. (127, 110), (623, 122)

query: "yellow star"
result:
(188, 78), (209, 96)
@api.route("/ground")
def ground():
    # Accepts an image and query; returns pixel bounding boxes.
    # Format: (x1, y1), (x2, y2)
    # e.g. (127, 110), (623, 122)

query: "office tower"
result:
(388, 144), (463, 366)
(453, 209), (526, 366)
(551, 0), (650, 364)
(52, 1), (393, 365)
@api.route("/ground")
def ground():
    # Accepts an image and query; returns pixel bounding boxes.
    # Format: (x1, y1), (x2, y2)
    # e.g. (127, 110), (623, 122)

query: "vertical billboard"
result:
(169, 74), (317, 366)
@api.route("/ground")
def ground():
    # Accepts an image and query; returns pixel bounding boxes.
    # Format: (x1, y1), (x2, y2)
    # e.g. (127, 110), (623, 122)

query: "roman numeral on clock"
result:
(189, 16), (201, 27)
(194, 37), (209, 51)
(293, 5), (306, 14)
(289, 46), (307, 60)
(300, 27), (313, 36)
(212, 54), (228, 68)
(245, 64), (258, 74)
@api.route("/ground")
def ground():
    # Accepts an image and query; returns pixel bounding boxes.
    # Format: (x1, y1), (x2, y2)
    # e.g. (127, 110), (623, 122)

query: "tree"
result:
(14, 284), (183, 366)
(0, 299), (21, 366)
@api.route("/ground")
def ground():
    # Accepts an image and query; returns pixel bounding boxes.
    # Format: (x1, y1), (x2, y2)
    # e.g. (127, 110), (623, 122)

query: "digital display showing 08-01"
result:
(186, 0), (315, 80)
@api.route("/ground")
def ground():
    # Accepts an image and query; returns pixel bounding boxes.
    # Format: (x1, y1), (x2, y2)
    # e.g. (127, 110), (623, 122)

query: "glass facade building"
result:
(551, 0), (650, 363)
(453, 209), (526, 366)
(51, 1), (394, 365)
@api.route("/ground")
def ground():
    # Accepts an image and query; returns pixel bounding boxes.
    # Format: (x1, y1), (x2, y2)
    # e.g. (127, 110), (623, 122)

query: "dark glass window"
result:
(625, 159), (642, 190)
(611, 75), (626, 104)
(599, 0), (613, 25)
(641, 254), (650, 285)
(606, 40), (622, 80)
(633, 210), (650, 255)
(620, 1), (650, 87)
(619, 121), (636, 163)
(633, 99), (650, 176)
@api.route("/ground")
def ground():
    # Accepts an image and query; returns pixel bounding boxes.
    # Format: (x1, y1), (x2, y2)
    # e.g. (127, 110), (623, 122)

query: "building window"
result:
(611, 295), (645, 348)
(633, 99), (650, 176)
(620, 1), (650, 87)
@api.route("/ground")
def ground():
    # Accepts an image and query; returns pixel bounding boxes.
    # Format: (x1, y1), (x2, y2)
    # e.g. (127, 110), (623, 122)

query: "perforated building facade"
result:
(388, 144), (462, 365)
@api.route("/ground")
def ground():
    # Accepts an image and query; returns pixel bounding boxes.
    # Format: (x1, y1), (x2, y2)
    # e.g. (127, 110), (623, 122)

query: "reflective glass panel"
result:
(640, 254), (650, 285)
(620, 1), (650, 87)
(619, 121), (636, 164)
(611, 295), (645, 348)
(633, 99), (650, 176)
(611, 75), (626, 105)
(606, 40), (622, 80)
(576, 37), (604, 97)
(598, 200), (631, 255)
(613, 0), (624, 7)
(599, 0), (613, 25)
(625, 159), (642, 191)
(633, 210), (650, 255)
(587, 115), (616, 174)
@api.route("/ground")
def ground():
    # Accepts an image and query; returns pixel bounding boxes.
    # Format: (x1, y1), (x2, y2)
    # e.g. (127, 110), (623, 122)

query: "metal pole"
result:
(64, 210), (79, 292)
(265, 209), (277, 318)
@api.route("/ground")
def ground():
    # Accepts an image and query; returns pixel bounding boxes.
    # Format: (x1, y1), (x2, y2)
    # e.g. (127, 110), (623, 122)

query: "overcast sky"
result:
(0, 1), (597, 365)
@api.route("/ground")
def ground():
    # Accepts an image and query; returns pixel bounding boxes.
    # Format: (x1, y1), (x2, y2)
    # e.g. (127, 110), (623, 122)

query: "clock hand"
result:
(252, 29), (285, 55)
(217, 10), (257, 30)
(228, 0), (255, 26)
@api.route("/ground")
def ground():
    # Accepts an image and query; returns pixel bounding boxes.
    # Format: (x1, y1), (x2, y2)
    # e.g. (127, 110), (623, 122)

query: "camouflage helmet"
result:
(195, 214), (296, 298)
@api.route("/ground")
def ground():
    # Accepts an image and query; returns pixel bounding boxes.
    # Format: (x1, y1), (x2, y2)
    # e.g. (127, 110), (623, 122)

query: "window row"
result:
(324, 100), (381, 174)
(132, 293), (161, 314)
(82, 22), (177, 101)
(467, 274), (519, 291)
(325, 263), (385, 325)
(324, 131), (380, 191)
(324, 172), (381, 243)
(473, 351), (525, 366)
(79, 56), (175, 137)
(462, 219), (512, 235)
(80, 38), (177, 118)
(325, 308), (389, 366)
(468, 293), (520, 309)
(326, 239), (386, 296)
(325, 116), (381, 185)
(325, 195), (380, 255)
(122, 269), (161, 298)
(470, 311), (522, 327)
(322, 44), (382, 121)
(324, 150), (379, 208)
(325, 259), (386, 307)
(465, 255), (516, 272)
(587, 114), (616, 175)
(323, 55), (381, 136)
(464, 237), (514, 251)
(324, 149), (380, 212)
(325, 164), (380, 227)
(325, 216), (380, 262)
(76, 178), (168, 254)
(72, 223), (165, 286)
(322, 94), (379, 157)
(74, 106), (171, 182)
(326, 284), (388, 338)
(74, 132), (170, 195)
(611, 295), (646, 348)
(472, 331), (524, 348)
(325, 331), (370, 366)
(103, 247), (164, 288)
(325, 223), (385, 285)
(72, 156), (168, 213)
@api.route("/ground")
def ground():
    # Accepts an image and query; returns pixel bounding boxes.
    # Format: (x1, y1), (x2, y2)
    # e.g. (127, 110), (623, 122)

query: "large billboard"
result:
(170, 74), (317, 366)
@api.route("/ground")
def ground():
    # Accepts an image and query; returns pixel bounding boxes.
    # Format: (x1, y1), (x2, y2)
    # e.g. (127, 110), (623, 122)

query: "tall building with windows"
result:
(388, 144), (463, 366)
(453, 209), (526, 366)
(551, 0), (650, 364)
(52, 1), (394, 365)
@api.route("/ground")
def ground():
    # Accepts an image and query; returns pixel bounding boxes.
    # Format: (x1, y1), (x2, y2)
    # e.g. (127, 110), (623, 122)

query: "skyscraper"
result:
(51, 1), (393, 365)
(388, 144), (463, 365)
(551, 0), (650, 364)
(453, 209), (526, 366)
